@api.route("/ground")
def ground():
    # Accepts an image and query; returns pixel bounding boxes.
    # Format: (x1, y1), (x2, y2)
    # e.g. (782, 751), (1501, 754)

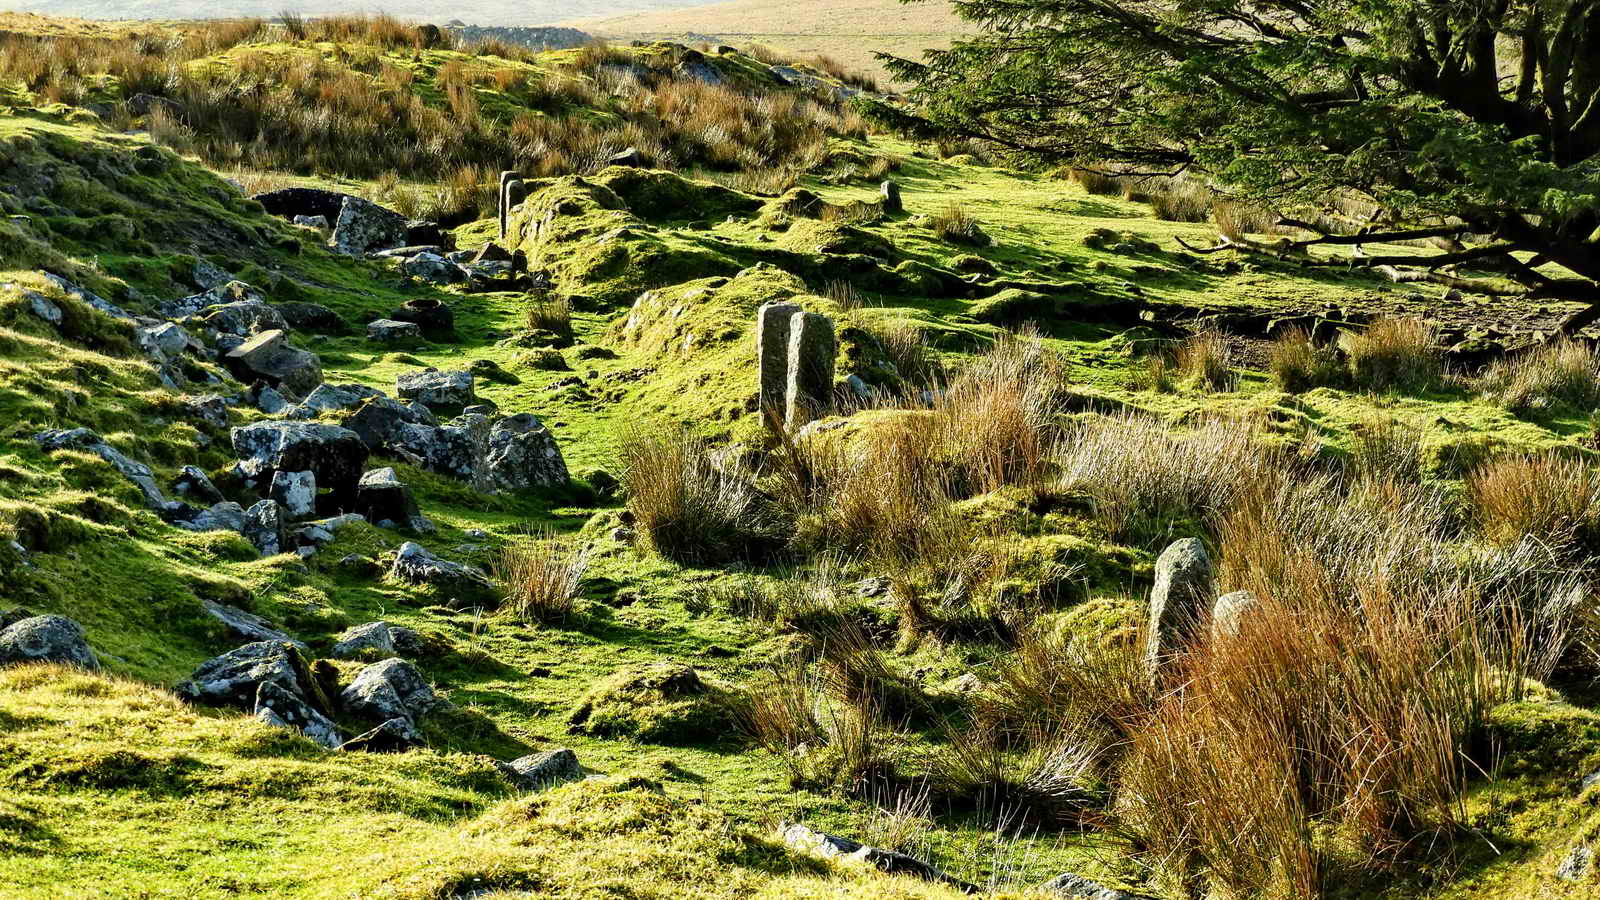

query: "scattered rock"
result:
(33, 428), (171, 511)
(331, 621), (419, 660)
(223, 329), (323, 400)
(339, 657), (438, 727)
(1040, 873), (1157, 899)
(497, 748), (582, 791)
(369, 319), (422, 344)
(183, 395), (231, 431)
(391, 297), (455, 334)
(292, 214), (329, 229)
(230, 421), (369, 503)
(269, 470), (317, 520)
(607, 147), (646, 168)
(0, 615), (98, 669)
(355, 467), (435, 534)
(779, 823), (975, 892)
(171, 501), (246, 534)
(290, 383), (387, 419)
(1557, 845), (1594, 881)
(1145, 538), (1214, 682)
(397, 369), (476, 409)
(400, 253), (468, 285)
(201, 600), (304, 648)
(174, 465), (224, 504)
(389, 415), (492, 489)
(177, 640), (331, 719)
(485, 413), (570, 492)
(276, 301), (341, 333)
(199, 296), (288, 337)
(880, 180), (903, 214)
(242, 500), (289, 556)
(390, 542), (495, 603)
(254, 680), (344, 749)
(1211, 589), (1260, 640)
(344, 396), (438, 450)
(340, 716), (423, 752)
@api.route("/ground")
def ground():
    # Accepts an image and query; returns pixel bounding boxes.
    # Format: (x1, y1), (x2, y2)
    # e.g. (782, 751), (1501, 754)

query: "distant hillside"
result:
(563, 0), (970, 85)
(1, 0), (711, 25)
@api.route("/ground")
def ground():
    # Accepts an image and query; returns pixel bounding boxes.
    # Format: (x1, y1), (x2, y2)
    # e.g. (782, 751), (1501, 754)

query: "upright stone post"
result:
(784, 311), (836, 431)
(497, 170), (519, 241)
(1144, 537), (1214, 685)
(755, 302), (802, 425)
(880, 180), (903, 215)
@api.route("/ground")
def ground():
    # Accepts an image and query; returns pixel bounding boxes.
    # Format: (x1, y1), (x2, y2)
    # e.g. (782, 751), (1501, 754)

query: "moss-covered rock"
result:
(567, 662), (744, 745)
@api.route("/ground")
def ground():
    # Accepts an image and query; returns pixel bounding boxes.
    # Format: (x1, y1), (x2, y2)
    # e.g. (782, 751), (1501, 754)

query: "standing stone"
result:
(1144, 537), (1214, 683)
(880, 180), (903, 214)
(269, 470), (317, 520)
(499, 171), (527, 241)
(755, 302), (802, 421)
(1211, 589), (1261, 640)
(785, 311), (837, 430)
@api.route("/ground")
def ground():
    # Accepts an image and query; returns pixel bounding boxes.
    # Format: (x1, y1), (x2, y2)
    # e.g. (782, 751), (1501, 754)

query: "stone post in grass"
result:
(1144, 537), (1214, 685)
(755, 301), (802, 425)
(784, 310), (837, 431)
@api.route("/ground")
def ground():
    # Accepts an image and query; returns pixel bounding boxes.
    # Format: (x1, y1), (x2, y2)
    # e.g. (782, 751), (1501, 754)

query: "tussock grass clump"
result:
(1147, 178), (1213, 222)
(1468, 453), (1600, 552)
(568, 662), (743, 745)
(496, 532), (591, 625)
(1173, 331), (1234, 391)
(1478, 338), (1600, 415)
(524, 295), (572, 337)
(928, 203), (990, 247)
(1211, 199), (1281, 239)
(1345, 316), (1443, 393)
(1268, 326), (1344, 392)
(620, 426), (783, 565)
(1055, 415), (1282, 545)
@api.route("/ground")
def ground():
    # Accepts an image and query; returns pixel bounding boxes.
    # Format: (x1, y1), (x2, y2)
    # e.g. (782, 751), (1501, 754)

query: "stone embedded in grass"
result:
(390, 541), (495, 606)
(331, 621), (420, 660)
(784, 310), (837, 430)
(339, 716), (423, 752)
(255, 680), (343, 750)
(396, 369), (476, 410)
(178, 640), (331, 716)
(339, 657), (438, 731)
(344, 396), (437, 450)
(1039, 872), (1158, 898)
(33, 427), (172, 512)
(196, 296), (288, 337)
(389, 415), (493, 491)
(1557, 845), (1593, 881)
(289, 383), (388, 419)
(367, 318), (422, 345)
(390, 297), (456, 334)
(400, 252), (468, 286)
(1144, 537), (1214, 683)
(223, 329), (323, 400)
(0, 614), (98, 670)
(779, 823), (976, 892)
(486, 414), (570, 492)
(1211, 589), (1261, 640)
(497, 748), (582, 791)
(880, 179), (903, 214)
(201, 600), (303, 649)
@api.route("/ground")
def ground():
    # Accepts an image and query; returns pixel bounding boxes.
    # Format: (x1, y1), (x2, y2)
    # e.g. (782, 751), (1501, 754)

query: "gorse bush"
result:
(1478, 337), (1600, 415)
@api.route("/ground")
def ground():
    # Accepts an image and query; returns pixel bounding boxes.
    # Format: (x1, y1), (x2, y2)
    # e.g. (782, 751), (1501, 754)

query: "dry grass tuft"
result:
(1174, 331), (1235, 391)
(928, 203), (990, 246)
(1468, 453), (1600, 553)
(496, 532), (591, 625)
(1345, 317), (1443, 393)
(1478, 338), (1600, 415)
(1268, 326), (1344, 392)
(621, 425), (783, 565)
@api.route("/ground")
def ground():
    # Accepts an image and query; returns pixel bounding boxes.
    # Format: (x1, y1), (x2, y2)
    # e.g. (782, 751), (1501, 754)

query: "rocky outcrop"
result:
(0, 615), (98, 669)
(34, 428), (171, 512)
(344, 396), (438, 451)
(201, 600), (303, 648)
(178, 641), (340, 747)
(254, 680), (343, 750)
(339, 657), (437, 749)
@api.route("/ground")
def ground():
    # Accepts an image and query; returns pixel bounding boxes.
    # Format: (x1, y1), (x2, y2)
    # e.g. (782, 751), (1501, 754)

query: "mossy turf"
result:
(1, 35), (1599, 897)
